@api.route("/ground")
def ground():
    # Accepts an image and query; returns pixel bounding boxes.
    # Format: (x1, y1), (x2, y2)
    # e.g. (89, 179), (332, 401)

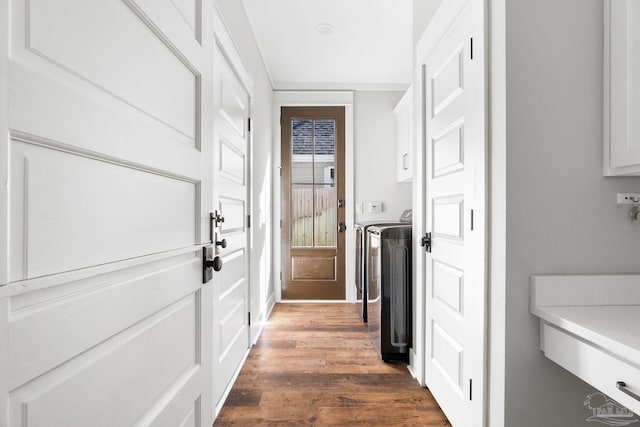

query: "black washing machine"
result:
(353, 210), (411, 323)
(366, 224), (412, 363)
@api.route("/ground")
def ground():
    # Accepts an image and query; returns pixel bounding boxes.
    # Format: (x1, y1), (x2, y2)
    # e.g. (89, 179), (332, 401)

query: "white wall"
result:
(214, 0), (275, 340)
(354, 91), (412, 223)
(413, 0), (442, 46)
(498, 1), (640, 425)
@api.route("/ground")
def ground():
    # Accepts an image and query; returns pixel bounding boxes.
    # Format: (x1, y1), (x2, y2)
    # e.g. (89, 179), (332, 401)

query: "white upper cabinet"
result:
(395, 87), (413, 182)
(604, 0), (640, 175)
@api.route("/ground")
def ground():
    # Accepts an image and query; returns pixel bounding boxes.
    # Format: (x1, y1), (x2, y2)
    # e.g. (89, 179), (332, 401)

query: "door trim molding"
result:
(272, 91), (354, 302)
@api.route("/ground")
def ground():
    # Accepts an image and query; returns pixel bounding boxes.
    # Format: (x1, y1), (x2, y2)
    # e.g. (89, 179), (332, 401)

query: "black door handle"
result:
(203, 246), (223, 283)
(420, 232), (432, 253)
(206, 256), (223, 271)
(209, 211), (225, 243)
(216, 238), (227, 248)
(338, 223), (346, 233)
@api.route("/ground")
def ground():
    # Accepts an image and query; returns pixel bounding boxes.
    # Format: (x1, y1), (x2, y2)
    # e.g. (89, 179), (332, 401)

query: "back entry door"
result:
(281, 107), (345, 300)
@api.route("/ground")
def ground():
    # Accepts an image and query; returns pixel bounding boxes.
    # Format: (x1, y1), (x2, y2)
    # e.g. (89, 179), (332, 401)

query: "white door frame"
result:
(413, 0), (489, 425)
(272, 91), (354, 302)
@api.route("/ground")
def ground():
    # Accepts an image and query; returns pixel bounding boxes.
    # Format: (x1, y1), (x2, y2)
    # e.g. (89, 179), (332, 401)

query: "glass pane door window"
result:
(290, 119), (337, 248)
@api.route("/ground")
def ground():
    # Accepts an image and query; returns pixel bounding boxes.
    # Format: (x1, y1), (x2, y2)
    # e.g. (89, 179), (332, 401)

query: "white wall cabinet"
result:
(604, 0), (640, 175)
(395, 87), (413, 182)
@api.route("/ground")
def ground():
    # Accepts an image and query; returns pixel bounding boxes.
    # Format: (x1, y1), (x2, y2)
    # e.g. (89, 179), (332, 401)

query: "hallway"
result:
(214, 304), (451, 426)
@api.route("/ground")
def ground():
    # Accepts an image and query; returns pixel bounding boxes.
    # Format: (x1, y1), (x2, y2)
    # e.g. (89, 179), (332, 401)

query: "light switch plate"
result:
(369, 201), (382, 213)
(617, 193), (640, 204)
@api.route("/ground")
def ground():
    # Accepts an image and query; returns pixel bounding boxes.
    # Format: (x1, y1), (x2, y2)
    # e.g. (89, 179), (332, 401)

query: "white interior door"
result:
(211, 43), (251, 411)
(0, 1), (215, 426)
(423, 0), (486, 426)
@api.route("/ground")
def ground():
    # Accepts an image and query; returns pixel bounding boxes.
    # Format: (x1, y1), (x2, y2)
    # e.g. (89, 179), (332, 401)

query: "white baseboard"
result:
(408, 348), (425, 387)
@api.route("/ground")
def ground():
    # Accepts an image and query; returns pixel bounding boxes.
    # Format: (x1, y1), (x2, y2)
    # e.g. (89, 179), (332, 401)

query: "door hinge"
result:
(470, 209), (474, 231)
(247, 214), (251, 228)
(280, 271), (282, 281)
(247, 117), (251, 132)
(248, 311), (251, 326)
(470, 37), (474, 60)
(469, 379), (473, 400)
(280, 219), (283, 229)
(419, 232), (432, 253)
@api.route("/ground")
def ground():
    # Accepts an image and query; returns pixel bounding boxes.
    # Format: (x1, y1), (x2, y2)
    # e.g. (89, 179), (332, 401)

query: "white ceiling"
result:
(241, 0), (414, 90)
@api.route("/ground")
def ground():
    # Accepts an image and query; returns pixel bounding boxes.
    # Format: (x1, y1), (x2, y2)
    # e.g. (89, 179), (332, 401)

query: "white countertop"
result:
(530, 274), (640, 367)
(531, 304), (640, 367)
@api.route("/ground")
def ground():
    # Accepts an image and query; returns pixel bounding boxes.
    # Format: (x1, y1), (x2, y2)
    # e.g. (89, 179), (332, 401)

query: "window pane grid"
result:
(290, 118), (336, 248)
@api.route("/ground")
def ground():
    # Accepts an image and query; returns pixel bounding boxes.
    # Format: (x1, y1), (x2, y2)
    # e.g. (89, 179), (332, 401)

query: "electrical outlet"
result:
(617, 193), (640, 204)
(369, 201), (382, 213)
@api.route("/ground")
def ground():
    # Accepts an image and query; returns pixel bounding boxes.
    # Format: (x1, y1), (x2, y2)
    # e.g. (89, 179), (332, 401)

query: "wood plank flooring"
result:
(213, 303), (451, 427)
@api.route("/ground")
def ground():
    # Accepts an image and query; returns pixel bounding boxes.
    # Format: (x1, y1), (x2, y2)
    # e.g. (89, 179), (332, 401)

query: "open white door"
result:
(422, 0), (487, 426)
(211, 42), (251, 411)
(0, 1), (215, 426)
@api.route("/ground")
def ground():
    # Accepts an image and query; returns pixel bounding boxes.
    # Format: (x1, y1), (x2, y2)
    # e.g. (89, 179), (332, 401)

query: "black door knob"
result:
(203, 246), (223, 283)
(204, 256), (223, 272)
(216, 238), (227, 248)
(212, 256), (223, 271)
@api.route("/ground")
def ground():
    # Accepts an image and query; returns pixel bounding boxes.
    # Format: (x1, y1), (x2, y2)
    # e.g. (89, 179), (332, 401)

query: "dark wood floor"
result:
(213, 303), (451, 427)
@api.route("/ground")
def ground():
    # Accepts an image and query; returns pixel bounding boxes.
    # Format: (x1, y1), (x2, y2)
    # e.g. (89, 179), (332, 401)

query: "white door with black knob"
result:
(421, 0), (487, 426)
(211, 42), (252, 412)
(0, 1), (215, 425)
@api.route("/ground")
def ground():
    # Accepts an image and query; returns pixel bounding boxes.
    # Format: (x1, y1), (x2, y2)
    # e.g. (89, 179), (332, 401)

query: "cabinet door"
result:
(396, 88), (413, 182)
(605, 0), (640, 175)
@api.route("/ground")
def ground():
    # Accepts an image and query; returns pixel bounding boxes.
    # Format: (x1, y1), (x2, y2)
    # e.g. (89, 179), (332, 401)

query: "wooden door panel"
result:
(9, 290), (200, 427)
(8, 254), (200, 390)
(220, 76), (248, 140)
(431, 320), (464, 391)
(291, 256), (336, 280)
(9, 141), (197, 281)
(134, 0), (202, 44)
(432, 195), (465, 241)
(10, 0), (204, 165)
(433, 120), (465, 177)
(218, 197), (245, 234)
(14, 0), (199, 146)
(431, 46), (465, 116)
(431, 260), (464, 314)
(220, 140), (246, 184)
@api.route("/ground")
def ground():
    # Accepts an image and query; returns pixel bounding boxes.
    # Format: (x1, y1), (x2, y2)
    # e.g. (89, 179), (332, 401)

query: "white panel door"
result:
(211, 43), (251, 411)
(423, 0), (486, 426)
(0, 1), (214, 426)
